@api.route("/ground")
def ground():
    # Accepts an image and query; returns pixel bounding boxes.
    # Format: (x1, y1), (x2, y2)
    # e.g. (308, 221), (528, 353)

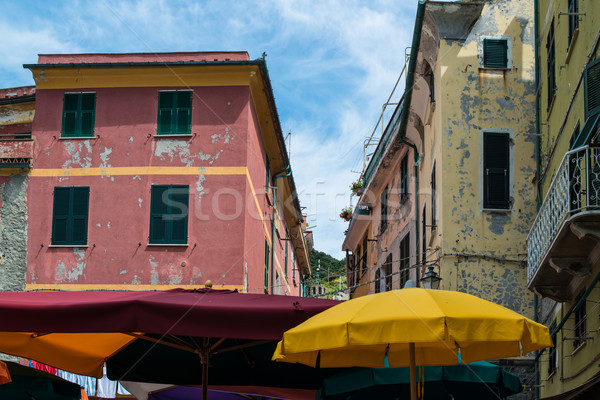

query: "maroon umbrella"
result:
(0, 288), (342, 399)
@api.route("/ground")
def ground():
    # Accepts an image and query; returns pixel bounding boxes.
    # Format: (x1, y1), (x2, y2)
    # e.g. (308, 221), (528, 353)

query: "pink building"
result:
(15, 52), (310, 294)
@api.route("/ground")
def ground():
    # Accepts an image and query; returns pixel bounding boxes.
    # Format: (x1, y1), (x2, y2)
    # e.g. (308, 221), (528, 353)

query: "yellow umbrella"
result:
(273, 288), (553, 400)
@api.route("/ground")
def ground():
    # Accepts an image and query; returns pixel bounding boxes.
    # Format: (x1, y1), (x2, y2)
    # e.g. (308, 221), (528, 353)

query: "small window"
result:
(483, 132), (510, 209)
(421, 205), (427, 265)
(380, 186), (389, 233)
(585, 58), (600, 118)
(157, 91), (192, 135)
(568, 0), (579, 46)
(548, 321), (557, 375)
(384, 254), (392, 291)
(52, 187), (89, 245)
(547, 19), (557, 110)
(431, 162), (437, 228)
(399, 233), (410, 288)
(62, 93), (96, 137)
(149, 185), (189, 244)
(483, 39), (508, 68)
(573, 294), (587, 349)
(400, 155), (409, 202)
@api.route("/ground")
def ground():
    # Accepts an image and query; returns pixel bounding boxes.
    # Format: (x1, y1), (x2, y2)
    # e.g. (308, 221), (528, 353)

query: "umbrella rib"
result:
(213, 340), (272, 354)
(123, 333), (198, 354)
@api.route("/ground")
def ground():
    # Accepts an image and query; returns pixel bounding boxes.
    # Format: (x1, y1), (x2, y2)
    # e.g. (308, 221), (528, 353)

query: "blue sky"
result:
(0, 0), (417, 259)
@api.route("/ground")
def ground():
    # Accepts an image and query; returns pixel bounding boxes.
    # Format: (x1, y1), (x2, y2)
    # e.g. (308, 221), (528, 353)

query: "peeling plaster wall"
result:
(0, 175), (28, 292)
(26, 83), (266, 290)
(422, 0), (537, 318)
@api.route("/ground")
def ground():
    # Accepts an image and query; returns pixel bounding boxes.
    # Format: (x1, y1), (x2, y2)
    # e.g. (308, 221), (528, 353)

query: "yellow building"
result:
(529, 0), (600, 398)
(345, 0), (538, 387)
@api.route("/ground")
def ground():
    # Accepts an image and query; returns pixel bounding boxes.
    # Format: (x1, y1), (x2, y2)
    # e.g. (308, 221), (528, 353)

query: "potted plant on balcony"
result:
(340, 207), (353, 221)
(350, 179), (364, 196)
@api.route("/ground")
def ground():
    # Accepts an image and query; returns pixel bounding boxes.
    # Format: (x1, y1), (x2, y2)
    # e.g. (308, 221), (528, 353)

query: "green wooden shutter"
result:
(61, 93), (95, 137)
(71, 187), (89, 244)
(62, 94), (78, 137)
(157, 92), (174, 135)
(547, 20), (556, 110)
(484, 132), (510, 209)
(52, 187), (89, 245)
(150, 185), (168, 243)
(585, 59), (600, 118)
(80, 93), (96, 137)
(149, 185), (188, 244)
(175, 92), (192, 134)
(483, 39), (508, 68)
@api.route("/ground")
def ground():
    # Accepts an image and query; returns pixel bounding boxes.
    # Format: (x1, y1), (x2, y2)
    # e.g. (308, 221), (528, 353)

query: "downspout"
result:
(397, 0), (426, 284)
(533, 1), (541, 397)
(271, 166), (293, 293)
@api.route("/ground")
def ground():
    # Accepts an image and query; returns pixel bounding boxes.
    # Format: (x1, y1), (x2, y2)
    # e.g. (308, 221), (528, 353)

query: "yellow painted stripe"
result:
(27, 166), (247, 177)
(25, 283), (245, 292)
(245, 170), (271, 244)
(29, 65), (259, 90)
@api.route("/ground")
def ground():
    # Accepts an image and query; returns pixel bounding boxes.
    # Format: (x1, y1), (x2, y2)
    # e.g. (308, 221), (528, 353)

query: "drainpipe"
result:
(271, 166), (293, 293)
(533, 0), (541, 397)
(396, 0), (425, 283)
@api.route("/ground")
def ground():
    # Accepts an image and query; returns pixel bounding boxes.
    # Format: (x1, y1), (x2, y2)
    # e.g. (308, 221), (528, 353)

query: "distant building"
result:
(0, 86), (35, 292)
(529, 0), (600, 398)
(0, 52), (311, 294)
(344, 0), (537, 393)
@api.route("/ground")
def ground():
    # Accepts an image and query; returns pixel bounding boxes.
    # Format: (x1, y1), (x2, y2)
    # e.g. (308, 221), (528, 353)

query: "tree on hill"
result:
(306, 249), (346, 284)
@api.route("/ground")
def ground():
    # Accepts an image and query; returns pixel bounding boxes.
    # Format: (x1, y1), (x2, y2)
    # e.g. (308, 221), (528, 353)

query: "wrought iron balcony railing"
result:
(527, 145), (600, 290)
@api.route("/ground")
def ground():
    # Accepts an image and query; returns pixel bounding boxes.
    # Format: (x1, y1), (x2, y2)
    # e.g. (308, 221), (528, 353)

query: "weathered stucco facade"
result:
(530, 0), (600, 398)
(5, 52), (311, 295)
(0, 86), (35, 292)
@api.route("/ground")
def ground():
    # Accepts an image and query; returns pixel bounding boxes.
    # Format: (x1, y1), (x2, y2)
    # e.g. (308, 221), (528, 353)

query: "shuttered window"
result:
(157, 91), (192, 135)
(400, 155), (408, 202)
(380, 186), (389, 233)
(585, 58), (600, 118)
(547, 19), (556, 110)
(431, 163), (437, 228)
(149, 185), (189, 244)
(484, 132), (510, 209)
(62, 93), (96, 137)
(483, 39), (508, 68)
(568, 0), (579, 46)
(399, 234), (410, 288)
(384, 254), (392, 291)
(52, 187), (89, 245)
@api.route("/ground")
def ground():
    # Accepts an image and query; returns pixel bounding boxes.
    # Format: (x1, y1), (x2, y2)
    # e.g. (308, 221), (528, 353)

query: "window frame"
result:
(547, 18), (557, 111)
(399, 233), (410, 288)
(149, 185), (189, 245)
(400, 155), (409, 203)
(567, 0), (579, 48)
(431, 162), (437, 228)
(479, 36), (512, 70)
(61, 92), (96, 138)
(573, 294), (587, 349)
(51, 186), (90, 246)
(479, 129), (514, 211)
(380, 186), (389, 233)
(156, 90), (193, 136)
(585, 58), (600, 119)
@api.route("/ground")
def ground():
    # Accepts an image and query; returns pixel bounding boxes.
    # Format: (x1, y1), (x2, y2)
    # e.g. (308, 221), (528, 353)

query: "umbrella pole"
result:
(202, 337), (209, 400)
(410, 342), (417, 400)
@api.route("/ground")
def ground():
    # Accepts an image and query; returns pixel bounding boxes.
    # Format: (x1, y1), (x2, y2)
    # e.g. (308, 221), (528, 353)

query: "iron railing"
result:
(527, 145), (600, 284)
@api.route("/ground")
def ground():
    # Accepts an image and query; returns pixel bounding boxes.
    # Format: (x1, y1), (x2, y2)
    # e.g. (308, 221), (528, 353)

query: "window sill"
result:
(571, 341), (586, 356)
(59, 136), (97, 140)
(147, 243), (189, 247)
(565, 29), (579, 65)
(480, 66), (510, 71)
(547, 92), (557, 119)
(48, 244), (89, 248)
(154, 134), (193, 138)
(548, 369), (557, 381)
(483, 207), (511, 214)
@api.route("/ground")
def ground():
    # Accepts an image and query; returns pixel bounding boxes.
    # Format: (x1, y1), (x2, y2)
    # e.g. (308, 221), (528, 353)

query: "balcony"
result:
(527, 145), (600, 301)
(0, 133), (33, 168)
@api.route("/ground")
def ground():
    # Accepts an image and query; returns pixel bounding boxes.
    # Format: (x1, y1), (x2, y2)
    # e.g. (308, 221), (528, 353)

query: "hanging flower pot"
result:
(350, 179), (364, 196)
(340, 207), (353, 221)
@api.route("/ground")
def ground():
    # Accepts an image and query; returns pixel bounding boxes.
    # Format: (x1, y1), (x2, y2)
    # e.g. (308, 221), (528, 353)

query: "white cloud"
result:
(0, 0), (416, 260)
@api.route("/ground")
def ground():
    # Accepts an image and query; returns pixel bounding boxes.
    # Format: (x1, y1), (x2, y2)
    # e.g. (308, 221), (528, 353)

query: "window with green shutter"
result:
(568, 0), (579, 46)
(149, 185), (189, 244)
(52, 187), (89, 245)
(585, 58), (600, 118)
(484, 132), (510, 209)
(62, 93), (96, 137)
(547, 19), (557, 110)
(157, 91), (192, 135)
(483, 39), (508, 68)
(264, 239), (270, 292)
